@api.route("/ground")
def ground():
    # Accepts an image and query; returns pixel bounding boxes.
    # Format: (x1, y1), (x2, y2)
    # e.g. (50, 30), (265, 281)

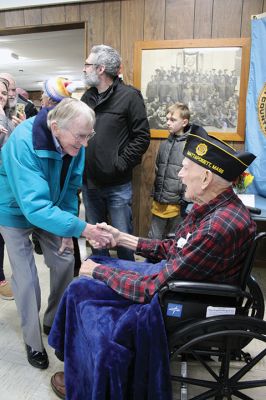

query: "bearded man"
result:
(81, 45), (150, 261)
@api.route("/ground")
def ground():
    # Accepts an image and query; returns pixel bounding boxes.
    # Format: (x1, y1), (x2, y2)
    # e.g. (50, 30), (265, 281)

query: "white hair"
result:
(47, 98), (95, 129)
(211, 171), (231, 188)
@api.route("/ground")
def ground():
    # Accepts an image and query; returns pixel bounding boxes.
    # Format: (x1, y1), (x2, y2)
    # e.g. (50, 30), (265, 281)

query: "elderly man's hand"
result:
(79, 258), (100, 278)
(58, 237), (74, 255)
(96, 222), (121, 244)
(82, 224), (116, 248)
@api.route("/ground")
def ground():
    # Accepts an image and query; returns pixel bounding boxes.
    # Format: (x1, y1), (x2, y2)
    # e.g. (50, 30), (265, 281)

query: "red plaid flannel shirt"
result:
(93, 188), (256, 303)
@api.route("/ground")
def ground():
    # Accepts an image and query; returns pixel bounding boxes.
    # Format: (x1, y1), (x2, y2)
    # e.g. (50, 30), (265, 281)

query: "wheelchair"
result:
(159, 232), (266, 400)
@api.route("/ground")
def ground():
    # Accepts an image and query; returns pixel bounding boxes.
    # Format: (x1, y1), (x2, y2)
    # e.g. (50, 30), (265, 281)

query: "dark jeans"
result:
(82, 181), (135, 260)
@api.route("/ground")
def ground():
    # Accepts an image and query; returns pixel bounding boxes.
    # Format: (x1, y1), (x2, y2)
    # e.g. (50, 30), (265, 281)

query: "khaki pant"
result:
(0, 225), (74, 351)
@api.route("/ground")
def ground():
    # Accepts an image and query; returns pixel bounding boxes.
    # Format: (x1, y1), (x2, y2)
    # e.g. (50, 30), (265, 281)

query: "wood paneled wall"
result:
(1, 0), (266, 236)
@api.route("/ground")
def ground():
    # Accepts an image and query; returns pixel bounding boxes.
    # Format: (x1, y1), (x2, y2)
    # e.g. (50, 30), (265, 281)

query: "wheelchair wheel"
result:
(232, 276), (265, 357)
(169, 316), (266, 400)
(245, 276), (265, 319)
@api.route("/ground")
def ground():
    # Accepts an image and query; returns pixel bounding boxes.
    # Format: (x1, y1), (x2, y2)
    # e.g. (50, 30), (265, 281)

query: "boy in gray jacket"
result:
(148, 103), (190, 239)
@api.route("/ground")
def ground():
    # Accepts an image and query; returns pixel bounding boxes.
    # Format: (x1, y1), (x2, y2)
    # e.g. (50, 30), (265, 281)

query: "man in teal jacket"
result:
(0, 98), (113, 369)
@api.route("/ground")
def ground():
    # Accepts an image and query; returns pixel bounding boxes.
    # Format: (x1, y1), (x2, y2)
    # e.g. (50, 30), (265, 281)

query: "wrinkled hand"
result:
(58, 237), (74, 255)
(82, 224), (116, 249)
(96, 222), (121, 244)
(87, 239), (101, 249)
(79, 258), (99, 278)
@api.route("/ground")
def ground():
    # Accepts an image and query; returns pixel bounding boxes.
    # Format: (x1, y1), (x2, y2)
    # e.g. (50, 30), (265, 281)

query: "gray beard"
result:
(83, 71), (100, 87)
(9, 98), (17, 108)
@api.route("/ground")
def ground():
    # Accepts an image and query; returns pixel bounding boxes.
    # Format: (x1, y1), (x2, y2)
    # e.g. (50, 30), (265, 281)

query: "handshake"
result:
(82, 222), (121, 249)
(79, 222), (138, 277)
(58, 223), (121, 256)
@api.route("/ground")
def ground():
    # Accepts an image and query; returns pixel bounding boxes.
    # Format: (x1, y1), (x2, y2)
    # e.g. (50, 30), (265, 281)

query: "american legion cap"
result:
(183, 125), (256, 182)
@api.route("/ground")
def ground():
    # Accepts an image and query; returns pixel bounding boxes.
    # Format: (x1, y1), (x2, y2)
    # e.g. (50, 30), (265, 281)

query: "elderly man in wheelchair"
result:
(49, 126), (266, 400)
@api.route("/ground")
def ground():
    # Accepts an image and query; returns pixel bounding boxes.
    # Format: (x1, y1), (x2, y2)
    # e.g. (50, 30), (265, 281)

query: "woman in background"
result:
(0, 77), (25, 300)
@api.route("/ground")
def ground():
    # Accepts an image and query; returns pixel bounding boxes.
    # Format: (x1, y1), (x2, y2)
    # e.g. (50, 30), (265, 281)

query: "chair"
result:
(159, 232), (266, 400)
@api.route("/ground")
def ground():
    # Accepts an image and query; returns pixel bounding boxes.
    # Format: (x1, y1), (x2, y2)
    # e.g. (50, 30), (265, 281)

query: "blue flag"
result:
(245, 13), (266, 196)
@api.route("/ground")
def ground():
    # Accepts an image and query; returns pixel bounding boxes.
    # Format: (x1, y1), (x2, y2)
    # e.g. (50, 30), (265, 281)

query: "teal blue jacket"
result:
(0, 109), (86, 238)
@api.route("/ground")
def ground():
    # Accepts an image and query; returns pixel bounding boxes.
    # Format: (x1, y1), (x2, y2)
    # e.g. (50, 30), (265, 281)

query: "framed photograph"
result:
(134, 38), (250, 141)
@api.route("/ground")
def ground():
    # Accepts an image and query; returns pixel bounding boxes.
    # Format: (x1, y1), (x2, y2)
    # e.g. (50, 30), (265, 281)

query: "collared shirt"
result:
(51, 134), (65, 157)
(93, 187), (256, 303)
(50, 134), (71, 189)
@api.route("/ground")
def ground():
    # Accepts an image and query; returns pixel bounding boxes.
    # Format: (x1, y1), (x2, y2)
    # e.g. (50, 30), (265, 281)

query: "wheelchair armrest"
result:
(160, 280), (246, 298)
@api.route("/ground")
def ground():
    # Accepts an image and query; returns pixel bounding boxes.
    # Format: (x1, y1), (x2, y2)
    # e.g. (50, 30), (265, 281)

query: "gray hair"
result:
(90, 45), (121, 78)
(47, 98), (95, 129)
(212, 171), (231, 188)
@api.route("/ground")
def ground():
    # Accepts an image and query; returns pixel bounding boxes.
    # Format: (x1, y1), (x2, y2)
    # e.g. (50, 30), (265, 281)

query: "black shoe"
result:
(25, 344), (49, 369)
(43, 324), (51, 335)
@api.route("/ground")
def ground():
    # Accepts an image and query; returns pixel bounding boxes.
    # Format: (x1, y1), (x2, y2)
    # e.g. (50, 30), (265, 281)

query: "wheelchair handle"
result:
(159, 280), (248, 298)
(247, 206), (261, 215)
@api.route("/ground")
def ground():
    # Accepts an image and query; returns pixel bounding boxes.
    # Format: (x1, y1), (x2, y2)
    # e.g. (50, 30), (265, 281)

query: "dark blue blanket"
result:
(48, 257), (172, 400)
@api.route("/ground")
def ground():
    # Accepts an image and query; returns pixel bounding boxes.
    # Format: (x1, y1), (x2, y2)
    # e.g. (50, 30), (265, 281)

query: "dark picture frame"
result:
(134, 38), (250, 141)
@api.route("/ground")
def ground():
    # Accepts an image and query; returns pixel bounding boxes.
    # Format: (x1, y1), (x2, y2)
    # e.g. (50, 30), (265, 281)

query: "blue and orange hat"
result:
(43, 77), (76, 102)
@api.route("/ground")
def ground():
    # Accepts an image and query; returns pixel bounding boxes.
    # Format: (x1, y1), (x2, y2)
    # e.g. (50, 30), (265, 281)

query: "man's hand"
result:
(96, 222), (121, 244)
(11, 112), (26, 127)
(96, 222), (139, 251)
(58, 237), (74, 255)
(79, 258), (100, 278)
(82, 224), (116, 248)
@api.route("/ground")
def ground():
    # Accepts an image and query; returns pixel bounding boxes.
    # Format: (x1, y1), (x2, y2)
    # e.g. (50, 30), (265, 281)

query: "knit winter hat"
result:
(43, 77), (76, 102)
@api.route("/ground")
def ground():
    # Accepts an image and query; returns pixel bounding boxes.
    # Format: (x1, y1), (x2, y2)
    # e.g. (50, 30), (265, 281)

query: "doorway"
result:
(0, 22), (86, 104)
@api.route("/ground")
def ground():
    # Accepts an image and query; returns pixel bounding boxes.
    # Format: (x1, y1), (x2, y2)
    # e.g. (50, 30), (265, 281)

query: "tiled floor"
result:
(0, 251), (65, 400)
(1, 242), (266, 399)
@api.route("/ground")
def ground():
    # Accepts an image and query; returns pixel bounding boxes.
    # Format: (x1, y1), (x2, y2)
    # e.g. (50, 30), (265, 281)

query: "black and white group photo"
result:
(141, 47), (242, 133)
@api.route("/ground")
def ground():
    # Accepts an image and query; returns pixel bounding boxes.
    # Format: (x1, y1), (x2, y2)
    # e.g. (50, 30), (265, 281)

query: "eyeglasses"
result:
(56, 122), (96, 143)
(84, 63), (97, 68)
(70, 129), (96, 143)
